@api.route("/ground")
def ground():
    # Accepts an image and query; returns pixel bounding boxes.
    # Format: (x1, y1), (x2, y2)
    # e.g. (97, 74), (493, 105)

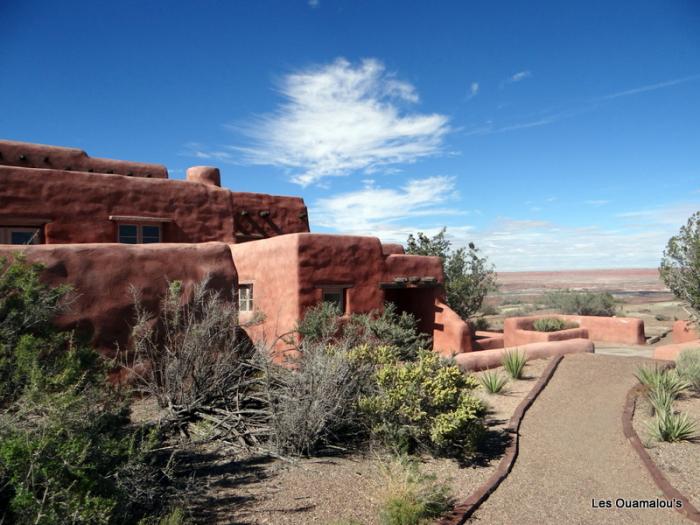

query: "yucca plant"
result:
(479, 370), (508, 394)
(502, 350), (527, 379)
(647, 411), (698, 443)
(647, 387), (674, 416)
(635, 366), (689, 399)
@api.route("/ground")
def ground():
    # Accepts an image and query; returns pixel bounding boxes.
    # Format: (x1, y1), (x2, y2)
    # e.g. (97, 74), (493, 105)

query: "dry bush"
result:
(125, 278), (270, 450)
(261, 340), (376, 456)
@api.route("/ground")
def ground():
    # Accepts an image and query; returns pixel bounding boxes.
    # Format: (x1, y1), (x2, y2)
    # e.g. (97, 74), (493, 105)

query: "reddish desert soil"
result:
(633, 390), (700, 511)
(181, 359), (550, 525)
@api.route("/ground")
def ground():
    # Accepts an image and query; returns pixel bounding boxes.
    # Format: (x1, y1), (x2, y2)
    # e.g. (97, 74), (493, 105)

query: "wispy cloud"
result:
(312, 176), (464, 234)
(598, 74), (700, 101)
(504, 70), (532, 85)
(584, 199), (610, 207)
(466, 82), (479, 100)
(308, 0), (319, 7)
(470, 73), (699, 136)
(226, 58), (449, 186)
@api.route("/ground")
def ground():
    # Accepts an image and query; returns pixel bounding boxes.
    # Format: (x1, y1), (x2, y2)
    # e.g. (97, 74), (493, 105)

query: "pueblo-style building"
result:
(0, 140), (473, 357)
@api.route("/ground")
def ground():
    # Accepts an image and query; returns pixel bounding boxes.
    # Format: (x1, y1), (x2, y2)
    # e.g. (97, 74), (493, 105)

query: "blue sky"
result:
(1, 0), (699, 270)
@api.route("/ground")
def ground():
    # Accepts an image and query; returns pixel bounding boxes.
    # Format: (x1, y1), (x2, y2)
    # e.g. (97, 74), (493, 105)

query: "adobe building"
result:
(0, 139), (473, 357)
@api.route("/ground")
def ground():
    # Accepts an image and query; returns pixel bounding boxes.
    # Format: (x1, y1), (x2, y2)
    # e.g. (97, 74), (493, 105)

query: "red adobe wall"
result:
(0, 140), (168, 178)
(0, 165), (309, 244)
(654, 339), (700, 361)
(672, 320), (700, 344)
(230, 235), (301, 350)
(229, 233), (473, 355)
(0, 243), (237, 358)
(454, 338), (594, 371)
(504, 314), (646, 347)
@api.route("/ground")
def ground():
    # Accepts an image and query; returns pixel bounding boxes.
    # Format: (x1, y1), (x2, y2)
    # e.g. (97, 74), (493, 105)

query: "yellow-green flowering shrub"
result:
(358, 351), (485, 456)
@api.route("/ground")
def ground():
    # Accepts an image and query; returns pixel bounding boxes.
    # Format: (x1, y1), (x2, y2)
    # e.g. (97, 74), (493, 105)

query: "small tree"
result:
(659, 211), (700, 321)
(406, 228), (497, 319)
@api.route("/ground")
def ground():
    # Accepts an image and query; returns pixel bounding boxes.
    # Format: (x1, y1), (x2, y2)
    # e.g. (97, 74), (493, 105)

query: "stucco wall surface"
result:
(454, 338), (595, 371)
(0, 166), (308, 244)
(0, 139), (168, 178)
(672, 320), (700, 344)
(503, 314), (645, 347)
(0, 242), (237, 357)
(653, 340), (700, 361)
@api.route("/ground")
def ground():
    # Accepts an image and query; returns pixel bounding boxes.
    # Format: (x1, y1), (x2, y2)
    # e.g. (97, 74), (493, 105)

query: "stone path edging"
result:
(621, 384), (700, 524)
(436, 354), (565, 525)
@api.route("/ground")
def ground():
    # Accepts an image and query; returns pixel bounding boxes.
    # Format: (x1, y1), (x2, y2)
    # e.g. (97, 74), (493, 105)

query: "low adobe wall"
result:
(473, 331), (505, 351)
(0, 243), (237, 357)
(454, 338), (594, 371)
(672, 320), (700, 344)
(433, 300), (474, 355)
(653, 340), (700, 361)
(504, 314), (645, 347)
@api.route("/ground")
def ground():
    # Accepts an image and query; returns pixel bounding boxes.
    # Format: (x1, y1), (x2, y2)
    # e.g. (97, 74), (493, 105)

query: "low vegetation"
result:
(542, 290), (618, 317)
(636, 365), (697, 443)
(676, 348), (700, 393)
(532, 317), (578, 332)
(478, 370), (508, 394)
(0, 257), (179, 525)
(377, 456), (453, 525)
(502, 349), (527, 379)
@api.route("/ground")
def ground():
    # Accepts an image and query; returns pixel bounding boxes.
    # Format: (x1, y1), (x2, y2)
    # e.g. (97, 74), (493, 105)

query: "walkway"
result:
(469, 353), (690, 524)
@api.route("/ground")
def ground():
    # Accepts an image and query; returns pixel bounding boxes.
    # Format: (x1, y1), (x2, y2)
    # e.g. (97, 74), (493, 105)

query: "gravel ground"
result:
(633, 390), (700, 510)
(187, 360), (550, 524)
(469, 353), (690, 525)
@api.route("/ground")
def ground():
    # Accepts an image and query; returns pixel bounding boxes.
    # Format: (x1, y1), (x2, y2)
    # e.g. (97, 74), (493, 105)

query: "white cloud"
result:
(308, 0), (319, 7)
(508, 70), (532, 83)
(467, 82), (479, 100)
(232, 58), (450, 186)
(584, 199), (610, 206)
(312, 176), (464, 235)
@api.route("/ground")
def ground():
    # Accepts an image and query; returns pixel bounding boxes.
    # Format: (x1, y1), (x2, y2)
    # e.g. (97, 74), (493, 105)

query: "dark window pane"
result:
(322, 290), (344, 313)
(118, 225), (138, 244)
(142, 225), (161, 243)
(10, 231), (36, 244)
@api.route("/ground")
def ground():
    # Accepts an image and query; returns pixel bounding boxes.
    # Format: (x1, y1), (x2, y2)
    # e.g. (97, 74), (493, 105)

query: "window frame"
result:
(321, 286), (347, 314)
(117, 223), (162, 244)
(238, 283), (254, 312)
(0, 226), (42, 245)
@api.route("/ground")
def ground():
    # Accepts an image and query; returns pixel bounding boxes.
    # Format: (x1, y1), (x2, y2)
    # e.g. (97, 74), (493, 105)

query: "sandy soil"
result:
(181, 359), (550, 525)
(633, 390), (700, 510)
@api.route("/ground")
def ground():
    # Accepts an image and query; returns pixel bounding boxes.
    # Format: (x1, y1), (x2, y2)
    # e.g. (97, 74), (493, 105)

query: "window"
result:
(322, 287), (345, 314)
(239, 284), (253, 312)
(0, 227), (41, 245)
(118, 224), (161, 244)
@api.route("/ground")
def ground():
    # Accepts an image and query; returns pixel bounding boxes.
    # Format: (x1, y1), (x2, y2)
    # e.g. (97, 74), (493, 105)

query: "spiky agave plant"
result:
(647, 411), (698, 443)
(478, 370), (508, 394)
(502, 350), (527, 380)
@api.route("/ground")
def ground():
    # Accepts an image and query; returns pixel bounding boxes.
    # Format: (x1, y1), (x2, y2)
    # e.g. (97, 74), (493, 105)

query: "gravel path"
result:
(469, 353), (690, 524)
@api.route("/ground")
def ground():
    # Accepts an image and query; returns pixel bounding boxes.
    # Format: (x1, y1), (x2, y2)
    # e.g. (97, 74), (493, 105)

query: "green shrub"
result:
(532, 317), (578, 332)
(502, 350), (527, 379)
(0, 257), (177, 525)
(478, 370), (508, 394)
(648, 387), (674, 416)
(654, 313), (671, 322)
(479, 304), (499, 316)
(472, 317), (490, 332)
(543, 290), (618, 317)
(659, 211), (700, 319)
(359, 351), (485, 456)
(378, 456), (452, 525)
(296, 302), (430, 361)
(677, 348), (700, 393)
(647, 411), (698, 442)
